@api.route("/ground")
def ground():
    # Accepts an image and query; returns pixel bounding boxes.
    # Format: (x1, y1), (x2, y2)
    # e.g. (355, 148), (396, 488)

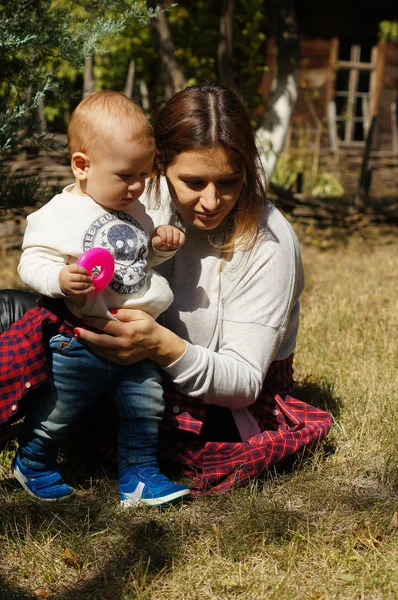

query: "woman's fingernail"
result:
(110, 309), (118, 314)
(73, 328), (80, 339)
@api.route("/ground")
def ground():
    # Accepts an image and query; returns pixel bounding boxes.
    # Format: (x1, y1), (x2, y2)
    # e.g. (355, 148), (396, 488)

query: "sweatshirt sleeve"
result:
(163, 212), (304, 409)
(18, 210), (68, 297)
(147, 244), (176, 268)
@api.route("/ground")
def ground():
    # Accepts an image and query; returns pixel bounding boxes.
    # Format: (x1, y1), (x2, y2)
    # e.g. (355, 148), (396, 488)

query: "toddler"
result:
(14, 91), (190, 507)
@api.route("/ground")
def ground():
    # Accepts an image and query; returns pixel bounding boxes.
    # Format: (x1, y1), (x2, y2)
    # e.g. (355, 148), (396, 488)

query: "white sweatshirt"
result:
(18, 185), (174, 320)
(143, 178), (305, 413)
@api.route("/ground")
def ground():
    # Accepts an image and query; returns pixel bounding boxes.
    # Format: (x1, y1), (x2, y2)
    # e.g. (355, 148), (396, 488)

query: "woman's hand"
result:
(74, 308), (187, 367)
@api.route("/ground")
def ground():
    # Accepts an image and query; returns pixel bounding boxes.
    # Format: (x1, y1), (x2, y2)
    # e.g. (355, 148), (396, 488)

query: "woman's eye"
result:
(184, 180), (204, 189)
(219, 179), (239, 187)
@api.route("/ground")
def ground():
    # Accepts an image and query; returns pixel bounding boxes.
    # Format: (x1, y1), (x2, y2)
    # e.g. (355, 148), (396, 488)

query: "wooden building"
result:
(260, 1), (398, 152)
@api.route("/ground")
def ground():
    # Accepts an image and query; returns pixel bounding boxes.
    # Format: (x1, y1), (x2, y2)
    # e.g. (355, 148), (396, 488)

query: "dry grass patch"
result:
(1, 229), (398, 599)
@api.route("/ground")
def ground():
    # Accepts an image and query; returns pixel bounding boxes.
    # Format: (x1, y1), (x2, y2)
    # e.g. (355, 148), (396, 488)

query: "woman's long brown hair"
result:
(151, 82), (267, 253)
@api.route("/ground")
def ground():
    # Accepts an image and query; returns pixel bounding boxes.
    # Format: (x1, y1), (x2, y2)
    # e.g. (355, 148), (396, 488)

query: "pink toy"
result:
(76, 248), (114, 292)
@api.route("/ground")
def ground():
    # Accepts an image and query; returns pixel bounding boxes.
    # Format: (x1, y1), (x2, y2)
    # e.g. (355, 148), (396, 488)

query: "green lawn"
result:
(1, 228), (398, 599)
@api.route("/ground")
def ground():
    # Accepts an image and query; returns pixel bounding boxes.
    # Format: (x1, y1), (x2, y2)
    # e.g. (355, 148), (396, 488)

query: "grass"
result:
(1, 226), (398, 599)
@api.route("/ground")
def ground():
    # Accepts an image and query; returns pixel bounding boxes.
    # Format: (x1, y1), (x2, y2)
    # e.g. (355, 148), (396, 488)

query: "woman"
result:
(0, 83), (332, 496)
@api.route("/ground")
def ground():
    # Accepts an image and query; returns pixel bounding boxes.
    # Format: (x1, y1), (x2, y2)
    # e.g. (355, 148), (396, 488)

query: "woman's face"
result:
(165, 146), (245, 230)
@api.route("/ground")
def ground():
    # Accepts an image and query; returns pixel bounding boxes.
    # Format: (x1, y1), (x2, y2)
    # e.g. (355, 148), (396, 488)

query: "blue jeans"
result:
(18, 333), (164, 472)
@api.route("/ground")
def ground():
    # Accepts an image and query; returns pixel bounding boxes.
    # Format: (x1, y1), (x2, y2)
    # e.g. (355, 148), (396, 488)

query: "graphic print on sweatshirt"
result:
(82, 211), (149, 294)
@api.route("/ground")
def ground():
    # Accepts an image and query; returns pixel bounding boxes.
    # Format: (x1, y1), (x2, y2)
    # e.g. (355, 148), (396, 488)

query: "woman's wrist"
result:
(148, 322), (187, 367)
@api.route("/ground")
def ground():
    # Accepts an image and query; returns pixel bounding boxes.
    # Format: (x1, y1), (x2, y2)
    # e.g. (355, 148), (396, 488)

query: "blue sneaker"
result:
(12, 454), (74, 501)
(119, 463), (190, 507)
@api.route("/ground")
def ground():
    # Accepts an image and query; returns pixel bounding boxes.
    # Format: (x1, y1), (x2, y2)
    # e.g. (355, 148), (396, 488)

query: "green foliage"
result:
(310, 172), (344, 198)
(271, 152), (301, 190)
(0, 168), (59, 215)
(271, 151), (345, 198)
(233, 0), (267, 126)
(161, 1), (219, 91)
(0, 0), (155, 215)
(161, 0), (267, 122)
(0, 0), (154, 154)
(378, 20), (398, 42)
(1, 0), (269, 149)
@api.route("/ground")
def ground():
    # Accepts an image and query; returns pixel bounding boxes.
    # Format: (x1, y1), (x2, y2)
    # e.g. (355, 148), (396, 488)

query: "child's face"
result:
(85, 133), (156, 211)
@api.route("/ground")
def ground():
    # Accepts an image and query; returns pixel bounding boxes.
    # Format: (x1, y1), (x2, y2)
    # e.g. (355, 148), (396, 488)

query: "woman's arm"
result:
(76, 309), (187, 367)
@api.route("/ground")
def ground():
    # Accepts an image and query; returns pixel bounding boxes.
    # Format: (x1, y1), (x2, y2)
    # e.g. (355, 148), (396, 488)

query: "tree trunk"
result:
(147, 1), (186, 96)
(124, 58), (136, 99)
(139, 80), (151, 114)
(256, 0), (299, 181)
(38, 95), (47, 135)
(83, 56), (95, 97)
(217, 0), (234, 87)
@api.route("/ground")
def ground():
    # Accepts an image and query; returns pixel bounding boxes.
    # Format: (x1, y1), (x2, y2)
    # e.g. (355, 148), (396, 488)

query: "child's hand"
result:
(59, 264), (96, 296)
(151, 225), (185, 251)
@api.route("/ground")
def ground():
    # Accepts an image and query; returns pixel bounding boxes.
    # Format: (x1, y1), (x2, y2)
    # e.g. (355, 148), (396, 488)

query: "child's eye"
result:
(119, 174), (131, 182)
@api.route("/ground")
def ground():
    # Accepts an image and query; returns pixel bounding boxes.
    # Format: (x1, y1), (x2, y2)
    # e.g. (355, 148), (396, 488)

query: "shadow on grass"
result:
(0, 477), (185, 600)
(292, 376), (342, 419)
(0, 375), (343, 597)
(0, 444), (187, 600)
(256, 374), (342, 475)
(0, 575), (36, 600)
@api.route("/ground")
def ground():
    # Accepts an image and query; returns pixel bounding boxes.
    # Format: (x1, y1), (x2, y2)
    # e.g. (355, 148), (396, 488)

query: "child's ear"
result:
(71, 152), (90, 180)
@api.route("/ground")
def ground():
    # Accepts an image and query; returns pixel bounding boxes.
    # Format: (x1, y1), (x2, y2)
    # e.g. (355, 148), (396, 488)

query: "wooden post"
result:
(326, 38), (339, 152)
(357, 115), (377, 206)
(370, 40), (387, 149)
(325, 38), (339, 109)
(327, 101), (338, 152)
(370, 40), (386, 118)
(345, 45), (360, 144)
(391, 102), (398, 154)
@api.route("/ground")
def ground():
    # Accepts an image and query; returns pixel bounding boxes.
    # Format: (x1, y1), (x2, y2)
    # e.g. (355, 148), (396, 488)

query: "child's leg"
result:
(113, 359), (164, 470)
(113, 360), (190, 507)
(15, 333), (111, 499)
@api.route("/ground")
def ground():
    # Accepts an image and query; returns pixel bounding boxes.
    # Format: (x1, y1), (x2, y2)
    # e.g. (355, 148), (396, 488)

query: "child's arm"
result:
(151, 225), (186, 252)
(148, 225), (186, 267)
(18, 246), (95, 297)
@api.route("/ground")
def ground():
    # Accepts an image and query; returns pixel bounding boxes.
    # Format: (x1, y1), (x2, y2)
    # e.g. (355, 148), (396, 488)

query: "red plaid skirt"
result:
(0, 304), (333, 497)
(158, 356), (333, 496)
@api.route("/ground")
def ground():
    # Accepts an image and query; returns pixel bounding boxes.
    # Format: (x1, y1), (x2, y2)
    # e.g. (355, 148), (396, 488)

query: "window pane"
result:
(335, 69), (349, 92)
(360, 45), (372, 63)
(358, 72), (370, 93)
(353, 121), (364, 141)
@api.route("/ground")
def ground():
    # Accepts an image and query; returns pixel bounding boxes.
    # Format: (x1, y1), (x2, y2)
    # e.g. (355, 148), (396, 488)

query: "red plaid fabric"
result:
(0, 305), (73, 424)
(0, 307), (333, 498)
(159, 356), (333, 496)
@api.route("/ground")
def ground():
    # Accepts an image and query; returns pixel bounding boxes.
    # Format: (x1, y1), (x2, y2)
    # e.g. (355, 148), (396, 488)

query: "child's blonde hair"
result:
(68, 91), (153, 161)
